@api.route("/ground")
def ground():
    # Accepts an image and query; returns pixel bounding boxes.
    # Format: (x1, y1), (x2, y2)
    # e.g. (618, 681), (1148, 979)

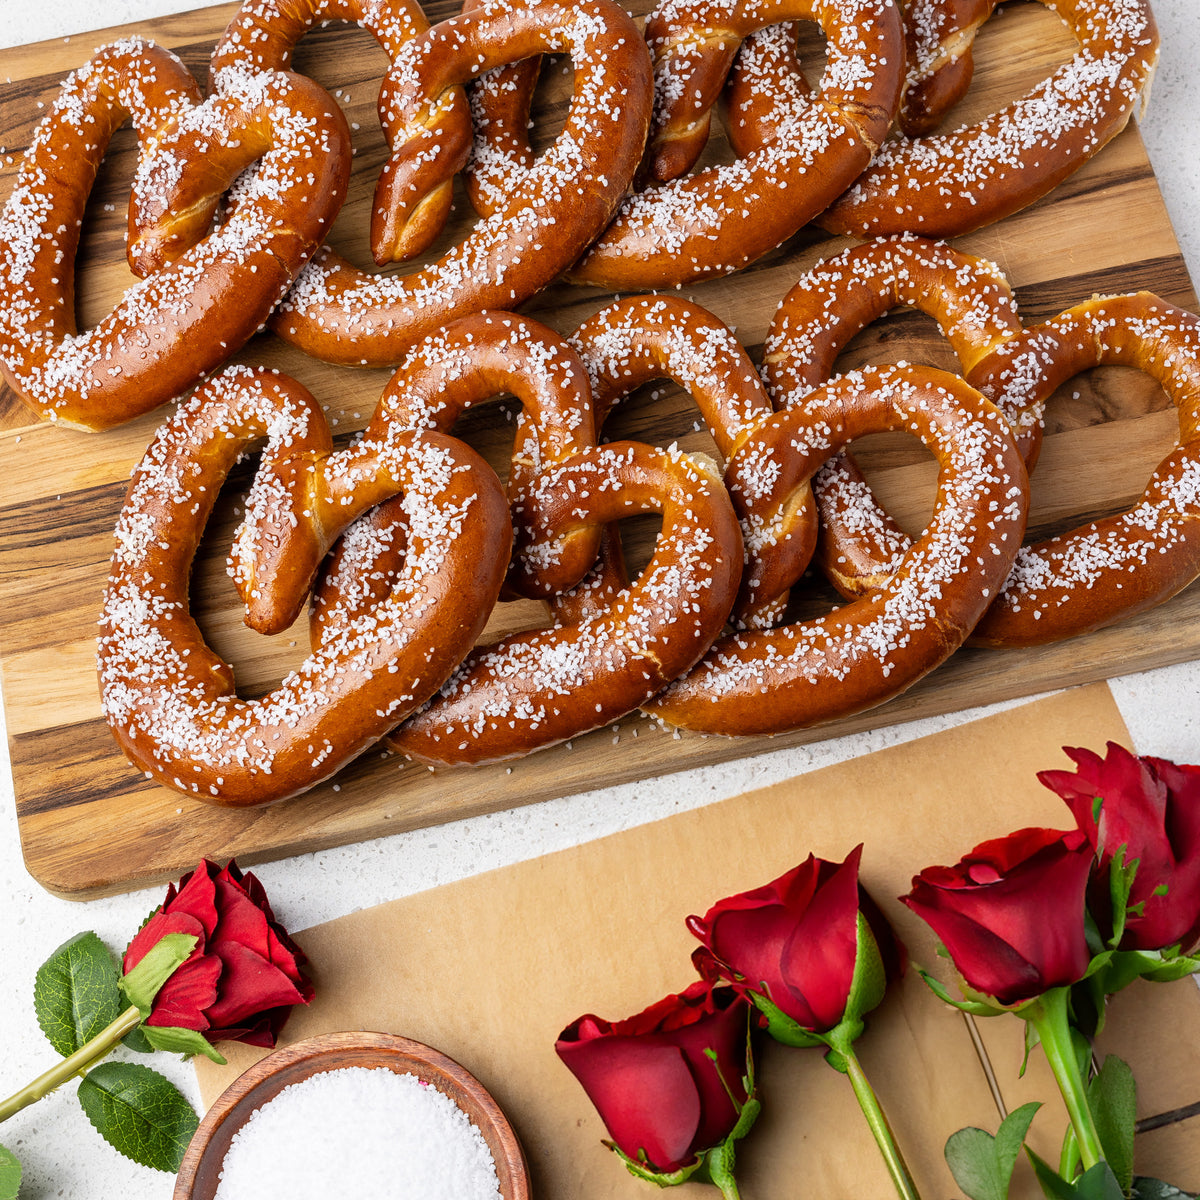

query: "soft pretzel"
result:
(272, 0), (653, 367)
(564, 0), (904, 291)
(967, 293), (1200, 646)
(0, 38), (351, 431)
(372, 312), (601, 598)
(898, 0), (994, 136)
(211, 0), (471, 263)
(568, 295), (817, 628)
(98, 365), (512, 807)
(761, 236), (1026, 598)
(317, 443), (742, 766)
(811, 0), (1160, 237)
(645, 363), (1029, 736)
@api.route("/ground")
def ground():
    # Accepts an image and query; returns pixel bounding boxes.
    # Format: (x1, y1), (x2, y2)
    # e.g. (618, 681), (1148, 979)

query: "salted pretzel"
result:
(809, 0), (1160, 237)
(898, 0), (993, 136)
(966, 293), (1200, 647)
(563, 0), (903, 291)
(98, 365), (511, 807)
(761, 236), (1027, 597)
(372, 312), (601, 598)
(568, 295), (817, 628)
(315, 442), (743, 765)
(211, 0), (471, 263)
(645, 363), (1029, 736)
(0, 38), (351, 431)
(272, 0), (653, 367)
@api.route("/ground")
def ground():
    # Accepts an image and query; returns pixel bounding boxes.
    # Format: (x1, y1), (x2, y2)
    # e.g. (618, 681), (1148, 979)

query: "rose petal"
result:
(145, 952), (222, 1030)
(203, 941), (309, 1028)
(123, 910), (207, 975)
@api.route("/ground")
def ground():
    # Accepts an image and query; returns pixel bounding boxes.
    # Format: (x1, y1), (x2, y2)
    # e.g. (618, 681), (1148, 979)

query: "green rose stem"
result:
(0, 1006), (141, 1124)
(1021, 987), (1104, 1172)
(831, 1035), (922, 1200)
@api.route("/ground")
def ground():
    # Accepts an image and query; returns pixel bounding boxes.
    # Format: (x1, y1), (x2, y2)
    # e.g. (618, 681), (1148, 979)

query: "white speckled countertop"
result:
(1, 1), (1198, 1196)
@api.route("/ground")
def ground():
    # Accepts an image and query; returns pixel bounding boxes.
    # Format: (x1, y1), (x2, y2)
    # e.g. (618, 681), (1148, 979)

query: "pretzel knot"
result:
(568, 294), (817, 628)
(645, 364), (1029, 736)
(558, 0), (904, 291)
(211, 0), (473, 263)
(272, 0), (653, 367)
(967, 293), (1200, 646)
(813, 0), (1160, 237)
(98, 366), (511, 806)
(316, 443), (743, 766)
(761, 236), (1026, 597)
(0, 38), (351, 431)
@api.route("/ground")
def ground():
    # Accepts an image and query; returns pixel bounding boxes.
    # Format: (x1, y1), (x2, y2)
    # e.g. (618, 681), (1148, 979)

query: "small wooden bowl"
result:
(174, 1031), (531, 1199)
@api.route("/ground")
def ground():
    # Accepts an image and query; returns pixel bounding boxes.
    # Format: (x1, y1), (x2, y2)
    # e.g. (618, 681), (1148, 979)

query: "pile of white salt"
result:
(213, 1065), (504, 1200)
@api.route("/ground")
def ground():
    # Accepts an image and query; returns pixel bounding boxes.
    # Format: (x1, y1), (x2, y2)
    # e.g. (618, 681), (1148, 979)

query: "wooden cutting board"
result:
(1, 1), (1197, 898)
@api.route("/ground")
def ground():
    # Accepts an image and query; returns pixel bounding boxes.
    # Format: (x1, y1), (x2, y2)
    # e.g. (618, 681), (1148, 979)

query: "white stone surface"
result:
(0, 1), (1198, 1197)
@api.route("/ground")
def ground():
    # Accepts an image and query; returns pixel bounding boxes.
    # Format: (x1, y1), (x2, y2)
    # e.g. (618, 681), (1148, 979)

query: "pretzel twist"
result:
(211, 0), (472, 263)
(645, 363), (1029, 736)
(967, 293), (1200, 646)
(813, 0), (1160, 237)
(317, 443), (743, 765)
(0, 38), (350, 430)
(565, 0), (904, 291)
(761, 236), (1026, 597)
(99, 366), (512, 806)
(898, 0), (994, 136)
(569, 295), (817, 628)
(272, 0), (653, 367)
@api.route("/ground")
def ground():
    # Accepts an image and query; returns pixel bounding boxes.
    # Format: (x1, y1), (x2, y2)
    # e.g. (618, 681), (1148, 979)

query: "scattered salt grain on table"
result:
(214, 1066), (503, 1200)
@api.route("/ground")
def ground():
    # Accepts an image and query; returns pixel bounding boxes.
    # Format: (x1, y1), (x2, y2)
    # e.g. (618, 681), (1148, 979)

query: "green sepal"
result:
(0, 1145), (21, 1200)
(76, 1062), (198, 1173)
(118, 933), (198, 1020)
(1106, 848), (1140, 950)
(749, 992), (826, 1049)
(33, 931), (123, 1057)
(944, 1101), (1041, 1200)
(1139, 949), (1200, 984)
(1027, 1149), (1125, 1200)
(140, 1024), (226, 1065)
(1131, 1177), (1198, 1199)
(843, 911), (888, 1024)
(917, 968), (1005, 1017)
(1087, 1056), (1136, 1194)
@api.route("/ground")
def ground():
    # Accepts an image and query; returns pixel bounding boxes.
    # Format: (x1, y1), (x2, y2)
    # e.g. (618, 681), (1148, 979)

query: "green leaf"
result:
(1027, 1150), (1125, 1200)
(121, 1024), (155, 1054)
(0, 1145), (21, 1200)
(945, 1102), (1041, 1200)
(1087, 1056), (1136, 1193)
(118, 933), (198, 1019)
(1131, 1177), (1198, 1199)
(76, 1062), (198, 1173)
(140, 1024), (226, 1065)
(33, 931), (122, 1057)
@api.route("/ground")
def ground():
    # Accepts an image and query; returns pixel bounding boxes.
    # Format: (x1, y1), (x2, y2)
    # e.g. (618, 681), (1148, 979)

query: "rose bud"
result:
(901, 827), (1094, 1008)
(555, 981), (758, 1192)
(1038, 741), (1200, 953)
(686, 845), (903, 1047)
(123, 859), (312, 1050)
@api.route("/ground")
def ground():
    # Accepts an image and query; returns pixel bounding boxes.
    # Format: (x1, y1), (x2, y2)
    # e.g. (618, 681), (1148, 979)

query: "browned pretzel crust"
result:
(272, 0), (653, 366)
(968, 293), (1200, 646)
(98, 366), (511, 806)
(645, 364), (1028, 735)
(211, 0), (472, 263)
(565, 0), (903, 291)
(0, 38), (350, 431)
(761, 236), (1026, 598)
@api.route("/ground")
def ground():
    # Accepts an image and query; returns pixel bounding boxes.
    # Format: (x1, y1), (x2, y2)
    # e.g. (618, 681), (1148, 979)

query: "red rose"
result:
(555, 981), (753, 1176)
(902, 827), (1094, 1007)
(1038, 742), (1200, 952)
(123, 859), (312, 1047)
(686, 845), (901, 1035)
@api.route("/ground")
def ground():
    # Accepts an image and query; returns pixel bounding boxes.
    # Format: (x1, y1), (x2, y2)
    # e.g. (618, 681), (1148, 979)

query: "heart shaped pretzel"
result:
(0, 38), (351, 431)
(761, 236), (1026, 598)
(273, 0), (653, 367)
(563, 0), (904, 291)
(646, 364), (1029, 736)
(99, 365), (512, 806)
(211, 0), (472, 263)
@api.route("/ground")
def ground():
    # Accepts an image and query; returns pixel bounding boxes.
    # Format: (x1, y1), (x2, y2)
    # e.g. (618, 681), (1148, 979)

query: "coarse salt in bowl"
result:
(174, 1032), (530, 1200)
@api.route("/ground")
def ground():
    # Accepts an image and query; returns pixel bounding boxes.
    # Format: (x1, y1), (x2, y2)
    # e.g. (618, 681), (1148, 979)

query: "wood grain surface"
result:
(1, 1), (1197, 897)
